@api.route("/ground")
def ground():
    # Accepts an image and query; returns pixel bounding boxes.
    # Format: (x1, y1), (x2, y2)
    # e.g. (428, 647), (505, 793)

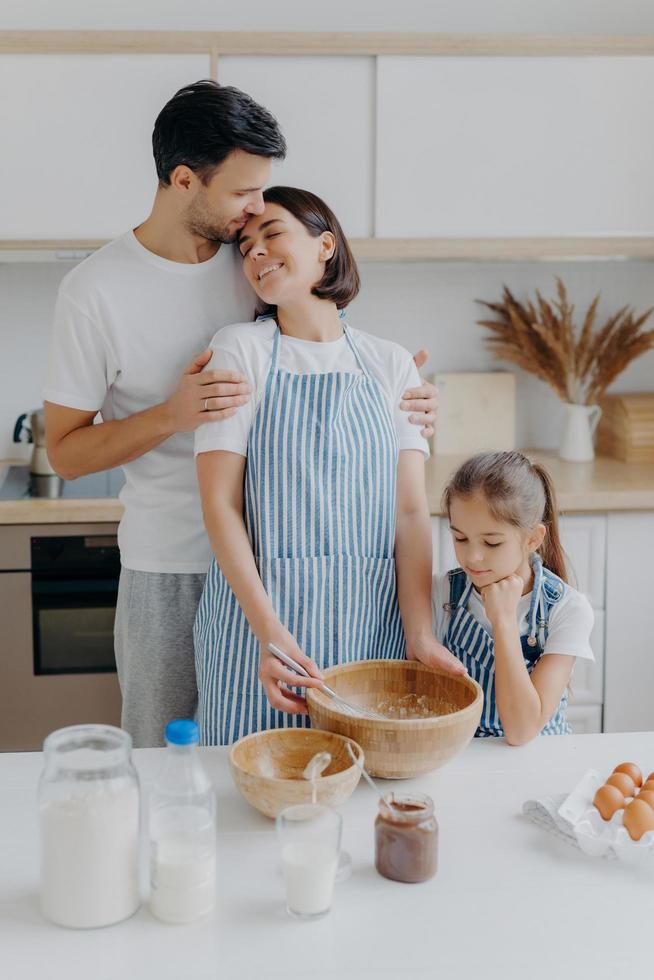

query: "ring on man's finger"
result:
(203, 397), (209, 412)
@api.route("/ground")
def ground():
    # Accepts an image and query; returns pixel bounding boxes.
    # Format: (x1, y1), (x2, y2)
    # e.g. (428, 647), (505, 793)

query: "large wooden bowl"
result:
(229, 728), (364, 819)
(307, 660), (483, 778)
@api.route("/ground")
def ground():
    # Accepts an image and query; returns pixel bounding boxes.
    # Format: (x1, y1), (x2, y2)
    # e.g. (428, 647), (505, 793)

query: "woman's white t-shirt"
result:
(431, 572), (595, 661)
(194, 320), (430, 459)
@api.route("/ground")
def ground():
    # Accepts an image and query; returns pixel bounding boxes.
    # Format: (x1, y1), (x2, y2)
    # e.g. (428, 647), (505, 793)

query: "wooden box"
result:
(597, 393), (654, 464)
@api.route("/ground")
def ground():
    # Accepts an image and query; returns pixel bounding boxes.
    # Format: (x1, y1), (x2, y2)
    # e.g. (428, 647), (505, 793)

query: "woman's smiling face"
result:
(238, 203), (334, 306)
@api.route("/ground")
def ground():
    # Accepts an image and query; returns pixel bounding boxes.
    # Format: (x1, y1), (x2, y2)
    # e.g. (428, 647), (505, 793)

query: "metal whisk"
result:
(267, 643), (386, 721)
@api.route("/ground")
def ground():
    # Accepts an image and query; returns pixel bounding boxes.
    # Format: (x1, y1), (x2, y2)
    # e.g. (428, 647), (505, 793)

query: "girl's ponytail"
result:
(531, 462), (568, 583)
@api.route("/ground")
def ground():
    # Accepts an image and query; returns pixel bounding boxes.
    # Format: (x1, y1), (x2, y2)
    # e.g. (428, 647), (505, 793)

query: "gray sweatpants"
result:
(114, 568), (206, 748)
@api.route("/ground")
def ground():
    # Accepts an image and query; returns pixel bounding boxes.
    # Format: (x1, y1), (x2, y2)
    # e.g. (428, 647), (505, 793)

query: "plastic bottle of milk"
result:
(149, 719), (216, 924)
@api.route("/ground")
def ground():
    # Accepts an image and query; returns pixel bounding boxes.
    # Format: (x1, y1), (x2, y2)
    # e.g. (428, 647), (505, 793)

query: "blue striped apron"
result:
(445, 554), (571, 737)
(194, 322), (406, 745)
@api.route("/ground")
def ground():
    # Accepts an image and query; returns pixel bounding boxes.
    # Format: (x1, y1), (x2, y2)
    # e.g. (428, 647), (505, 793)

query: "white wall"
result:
(2, 257), (653, 458)
(2, 2), (654, 459)
(3, 0), (654, 32)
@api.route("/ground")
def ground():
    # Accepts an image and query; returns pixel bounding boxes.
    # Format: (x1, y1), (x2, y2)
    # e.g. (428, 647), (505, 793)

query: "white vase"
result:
(559, 403), (602, 462)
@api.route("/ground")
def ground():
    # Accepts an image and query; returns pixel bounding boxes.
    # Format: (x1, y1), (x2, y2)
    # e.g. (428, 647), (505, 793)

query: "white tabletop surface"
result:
(2, 733), (653, 980)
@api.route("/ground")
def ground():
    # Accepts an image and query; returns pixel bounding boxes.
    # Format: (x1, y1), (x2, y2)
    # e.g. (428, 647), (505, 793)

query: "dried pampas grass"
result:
(477, 278), (654, 405)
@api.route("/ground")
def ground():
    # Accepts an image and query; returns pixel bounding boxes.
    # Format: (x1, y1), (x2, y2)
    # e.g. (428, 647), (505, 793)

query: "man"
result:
(44, 80), (437, 747)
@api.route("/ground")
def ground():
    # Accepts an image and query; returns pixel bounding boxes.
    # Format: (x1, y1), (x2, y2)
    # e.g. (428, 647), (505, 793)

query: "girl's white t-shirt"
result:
(42, 231), (255, 573)
(431, 571), (595, 661)
(194, 319), (430, 459)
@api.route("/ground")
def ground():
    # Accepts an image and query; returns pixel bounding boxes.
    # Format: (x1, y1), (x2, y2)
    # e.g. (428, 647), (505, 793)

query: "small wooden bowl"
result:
(229, 728), (363, 819)
(307, 659), (483, 779)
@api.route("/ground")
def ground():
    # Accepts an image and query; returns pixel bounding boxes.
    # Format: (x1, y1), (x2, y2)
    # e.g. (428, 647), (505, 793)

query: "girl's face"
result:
(238, 203), (335, 307)
(448, 493), (545, 588)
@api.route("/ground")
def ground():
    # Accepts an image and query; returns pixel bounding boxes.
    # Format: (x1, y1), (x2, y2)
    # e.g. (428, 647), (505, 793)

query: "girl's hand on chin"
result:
(407, 635), (467, 676)
(480, 574), (523, 624)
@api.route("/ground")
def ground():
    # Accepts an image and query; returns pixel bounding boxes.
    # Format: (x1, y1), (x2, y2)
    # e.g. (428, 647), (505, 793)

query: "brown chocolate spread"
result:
(375, 793), (438, 884)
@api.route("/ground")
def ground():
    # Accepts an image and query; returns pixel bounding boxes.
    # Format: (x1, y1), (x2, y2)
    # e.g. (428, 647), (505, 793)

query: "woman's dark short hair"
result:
(251, 186), (360, 315)
(153, 80), (286, 185)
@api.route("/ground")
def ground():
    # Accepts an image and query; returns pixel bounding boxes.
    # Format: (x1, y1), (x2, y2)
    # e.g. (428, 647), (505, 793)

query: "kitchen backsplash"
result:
(1, 257), (654, 459)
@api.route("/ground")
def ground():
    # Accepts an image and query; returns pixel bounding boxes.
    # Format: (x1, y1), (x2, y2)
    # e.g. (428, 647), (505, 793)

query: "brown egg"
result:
(623, 799), (654, 841)
(646, 772), (654, 783)
(593, 784), (626, 821)
(636, 789), (654, 810)
(613, 762), (643, 788)
(643, 780), (654, 795)
(606, 772), (637, 797)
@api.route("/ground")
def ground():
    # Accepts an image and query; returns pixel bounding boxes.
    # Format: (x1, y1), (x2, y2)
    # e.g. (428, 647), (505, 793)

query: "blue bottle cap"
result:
(164, 719), (199, 746)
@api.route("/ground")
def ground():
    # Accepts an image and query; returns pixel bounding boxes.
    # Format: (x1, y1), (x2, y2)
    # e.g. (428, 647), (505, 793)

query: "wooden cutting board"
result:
(429, 371), (516, 456)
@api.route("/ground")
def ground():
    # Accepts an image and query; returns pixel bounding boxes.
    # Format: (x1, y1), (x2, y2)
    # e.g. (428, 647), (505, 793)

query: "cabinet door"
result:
(0, 54), (210, 239)
(218, 57), (375, 237)
(437, 519), (457, 575)
(604, 512), (654, 733)
(567, 705), (603, 735)
(376, 56), (654, 237)
(559, 515), (607, 609)
(430, 517), (440, 574)
(568, 611), (604, 706)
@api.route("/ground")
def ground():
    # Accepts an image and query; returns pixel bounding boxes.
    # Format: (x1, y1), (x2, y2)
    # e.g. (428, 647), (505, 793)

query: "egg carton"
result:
(557, 769), (654, 866)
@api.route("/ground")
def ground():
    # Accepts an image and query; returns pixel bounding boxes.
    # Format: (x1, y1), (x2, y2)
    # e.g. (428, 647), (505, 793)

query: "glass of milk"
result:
(276, 804), (342, 920)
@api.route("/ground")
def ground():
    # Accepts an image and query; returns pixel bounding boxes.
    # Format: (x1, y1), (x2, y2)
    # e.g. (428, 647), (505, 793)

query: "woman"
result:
(194, 186), (464, 745)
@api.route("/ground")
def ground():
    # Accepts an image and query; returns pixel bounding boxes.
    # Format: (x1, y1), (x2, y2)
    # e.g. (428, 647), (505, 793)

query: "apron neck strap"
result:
(526, 553), (545, 648)
(459, 577), (475, 610)
(270, 323), (282, 372)
(343, 325), (370, 377)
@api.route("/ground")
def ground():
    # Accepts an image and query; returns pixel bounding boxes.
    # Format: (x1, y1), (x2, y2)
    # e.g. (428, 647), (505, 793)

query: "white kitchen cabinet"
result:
(559, 515), (607, 609)
(567, 705), (603, 735)
(568, 611), (604, 706)
(0, 54), (210, 239)
(604, 512), (654, 733)
(218, 56), (375, 238)
(430, 516), (440, 574)
(376, 56), (654, 237)
(437, 517), (456, 574)
(430, 515), (456, 575)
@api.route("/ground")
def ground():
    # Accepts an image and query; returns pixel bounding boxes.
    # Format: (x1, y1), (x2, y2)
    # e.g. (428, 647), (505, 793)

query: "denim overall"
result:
(194, 320), (406, 745)
(445, 554), (571, 737)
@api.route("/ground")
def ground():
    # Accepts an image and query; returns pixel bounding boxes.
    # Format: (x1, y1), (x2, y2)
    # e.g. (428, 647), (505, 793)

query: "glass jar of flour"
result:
(38, 724), (140, 928)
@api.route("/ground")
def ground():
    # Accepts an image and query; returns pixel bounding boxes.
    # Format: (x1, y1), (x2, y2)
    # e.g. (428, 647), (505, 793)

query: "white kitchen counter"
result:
(2, 733), (653, 980)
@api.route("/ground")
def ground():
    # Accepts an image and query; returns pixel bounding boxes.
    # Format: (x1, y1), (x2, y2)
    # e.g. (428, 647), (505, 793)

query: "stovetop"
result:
(0, 465), (125, 500)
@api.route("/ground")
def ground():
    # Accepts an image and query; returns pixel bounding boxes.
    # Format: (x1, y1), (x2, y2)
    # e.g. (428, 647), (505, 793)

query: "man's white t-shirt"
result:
(42, 231), (255, 573)
(431, 572), (595, 662)
(194, 320), (430, 459)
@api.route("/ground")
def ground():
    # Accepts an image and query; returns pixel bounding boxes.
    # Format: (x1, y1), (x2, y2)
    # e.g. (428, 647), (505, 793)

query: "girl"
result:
(433, 451), (594, 744)
(193, 186), (464, 745)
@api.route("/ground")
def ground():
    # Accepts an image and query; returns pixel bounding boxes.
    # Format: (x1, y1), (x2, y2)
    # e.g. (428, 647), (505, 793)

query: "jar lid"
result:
(165, 719), (199, 745)
(42, 724), (132, 770)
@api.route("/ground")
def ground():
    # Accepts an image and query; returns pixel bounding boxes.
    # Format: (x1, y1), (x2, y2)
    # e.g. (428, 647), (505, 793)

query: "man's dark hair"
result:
(249, 186), (360, 315)
(152, 80), (286, 185)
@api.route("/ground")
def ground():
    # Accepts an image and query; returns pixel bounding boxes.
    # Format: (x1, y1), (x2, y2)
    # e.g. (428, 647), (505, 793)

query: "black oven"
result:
(31, 535), (120, 674)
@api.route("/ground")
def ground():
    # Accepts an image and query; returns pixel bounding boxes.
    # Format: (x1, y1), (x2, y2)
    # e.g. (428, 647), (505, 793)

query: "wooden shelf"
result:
(352, 238), (654, 261)
(2, 32), (654, 57)
(2, 238), (654, 263)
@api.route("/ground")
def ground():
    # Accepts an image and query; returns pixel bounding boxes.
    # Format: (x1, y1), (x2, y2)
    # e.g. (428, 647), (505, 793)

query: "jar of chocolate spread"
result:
(375, 792), (438, 883)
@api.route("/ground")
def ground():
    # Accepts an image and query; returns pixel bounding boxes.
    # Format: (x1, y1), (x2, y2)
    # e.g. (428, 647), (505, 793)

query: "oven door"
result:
(32, 534), (120, 674)
(0, 523), (122, 752)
